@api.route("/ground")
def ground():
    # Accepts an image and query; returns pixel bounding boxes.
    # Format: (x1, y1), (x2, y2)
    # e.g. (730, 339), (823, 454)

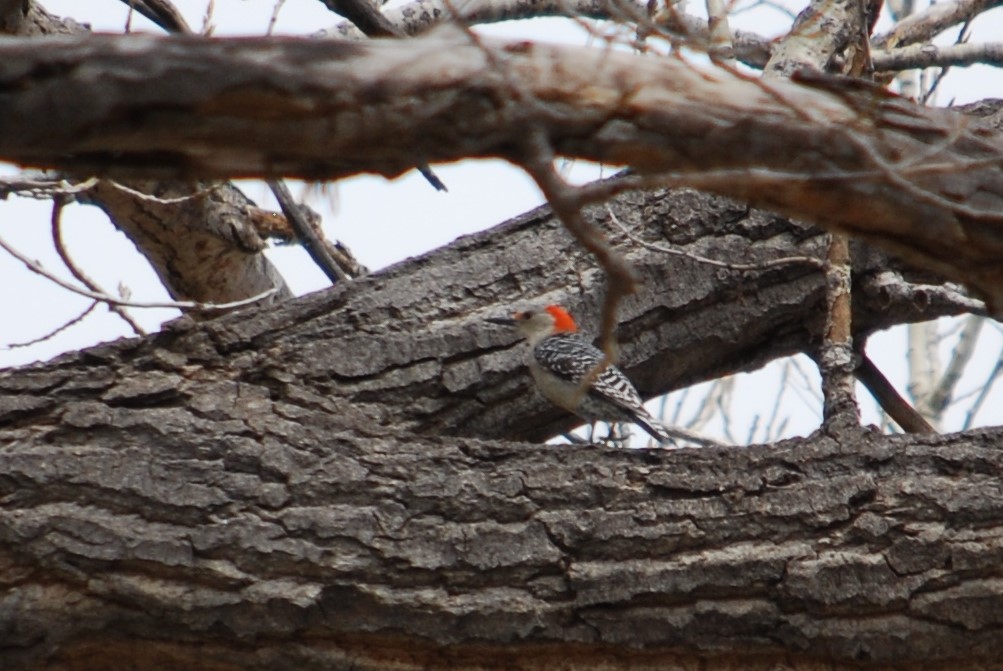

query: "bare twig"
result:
(658, 424), (726, 448)
(877, 38), (1002, 72)
(962, 345), (1003, 429)
(317, 0), (401, 37)
(201, 0), (216, 35)
(266, 0), (288, 35)
(874, 0), (1002, 49)
(921, 19), (974, 106)
(607, 205), (824, 271)
(0, 174), (99, 199)
(116, 0), (192, 34)
(105, 179), (221, 204)
(50, 199), (146, 336)
(3, 302), (98, 350)
(856, 351), (936, 433)
(927, 314), (984, 418)
(0, 233), (278, 311)
(762, 360), (791, 442)
(686, 378), (733, 432)
(522, 128), (638, 364)
(267, 179), (349, 285)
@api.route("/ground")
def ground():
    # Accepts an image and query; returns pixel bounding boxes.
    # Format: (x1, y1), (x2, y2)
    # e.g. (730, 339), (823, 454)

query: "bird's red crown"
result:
(545, 305), (578, 333)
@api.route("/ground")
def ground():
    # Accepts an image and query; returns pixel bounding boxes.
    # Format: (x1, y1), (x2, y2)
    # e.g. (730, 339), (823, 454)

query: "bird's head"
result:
(487, 305), (578, 345)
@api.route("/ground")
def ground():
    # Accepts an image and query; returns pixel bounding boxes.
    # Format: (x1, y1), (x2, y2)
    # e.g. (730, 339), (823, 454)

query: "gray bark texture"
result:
(2, 4), (1002, 670)
(3, 387), (1003, 669)
(3, 187), (963, 442)
(2, 32), (1003, 310)
(1, 186), (997, 670)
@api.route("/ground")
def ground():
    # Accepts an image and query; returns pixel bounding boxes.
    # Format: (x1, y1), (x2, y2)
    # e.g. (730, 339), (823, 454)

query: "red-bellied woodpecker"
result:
(488, 305), (670, 444)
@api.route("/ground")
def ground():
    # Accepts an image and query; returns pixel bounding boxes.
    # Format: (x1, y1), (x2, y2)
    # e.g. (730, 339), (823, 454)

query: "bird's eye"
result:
(520, 311), (534, 320)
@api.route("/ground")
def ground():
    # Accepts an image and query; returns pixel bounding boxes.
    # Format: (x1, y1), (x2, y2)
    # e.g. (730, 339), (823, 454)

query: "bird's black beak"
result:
(486, 316), (517, 326)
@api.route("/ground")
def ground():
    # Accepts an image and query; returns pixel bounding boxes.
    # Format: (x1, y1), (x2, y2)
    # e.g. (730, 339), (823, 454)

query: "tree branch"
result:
(873, 40), (1003, 70)
(0, 185), (977, 442)
(3, 33), (1002, 309)
(3, 396), (1003, 669)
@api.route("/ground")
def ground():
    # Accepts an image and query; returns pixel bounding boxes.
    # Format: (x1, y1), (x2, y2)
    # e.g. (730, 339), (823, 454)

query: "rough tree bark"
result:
(5, 413), (1003, 671)
(3, 188), (968, 441)
(3, 4), (1003, 670)
(0, 187), (995, 670)
(2, 32), (1003, 308)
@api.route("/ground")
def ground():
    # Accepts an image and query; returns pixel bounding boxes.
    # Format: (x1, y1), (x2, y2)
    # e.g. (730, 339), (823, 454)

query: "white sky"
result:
(1, 0), (1002, 441)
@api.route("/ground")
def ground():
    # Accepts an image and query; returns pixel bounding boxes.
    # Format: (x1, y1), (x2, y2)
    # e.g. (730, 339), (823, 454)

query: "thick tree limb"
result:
(0, 183), (994, 670)
(1, 33), (1002, 310)
(3, 381), (1003, 669)
(0, 186), (975, 442)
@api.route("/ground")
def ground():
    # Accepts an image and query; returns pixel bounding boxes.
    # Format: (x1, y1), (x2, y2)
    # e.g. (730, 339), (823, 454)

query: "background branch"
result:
(4, 34), (1002, 309)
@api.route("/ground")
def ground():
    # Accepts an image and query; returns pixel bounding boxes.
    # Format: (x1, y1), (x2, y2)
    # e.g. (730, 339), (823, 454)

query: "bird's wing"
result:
(533, 335), (648, 412)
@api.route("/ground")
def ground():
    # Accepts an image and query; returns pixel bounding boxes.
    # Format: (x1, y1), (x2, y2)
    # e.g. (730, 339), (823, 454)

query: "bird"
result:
(487, 305), (670, 444)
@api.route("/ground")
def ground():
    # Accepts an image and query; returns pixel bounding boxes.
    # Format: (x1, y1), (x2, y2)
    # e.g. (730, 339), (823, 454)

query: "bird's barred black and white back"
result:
(529, 333), (666, 439)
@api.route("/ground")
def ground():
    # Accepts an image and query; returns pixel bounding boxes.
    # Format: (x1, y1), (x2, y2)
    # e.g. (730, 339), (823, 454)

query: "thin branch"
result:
(873, 0), (1002, 49)
(267, 179), (349, 285)
(522, 128), (637, 364)
(658, 424), (726, 448)
(928, 314), (984, 417)
(266, 0), (288, 35)
(876, 38), (1003, 72)
(961, 345), (1003, 429)
(856, 351), (936, 434)
(0, 174), (99, 199)
(0, 233), (278, 311)
(317, 0), (401, 37)
(606, 205), (824, 272)
(116, 0), (192, 34)
(50, 199), (147, 336)
(105, 178), (222, 205)
(3, 301), (98, 350)
(763, 360), (791, 442)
